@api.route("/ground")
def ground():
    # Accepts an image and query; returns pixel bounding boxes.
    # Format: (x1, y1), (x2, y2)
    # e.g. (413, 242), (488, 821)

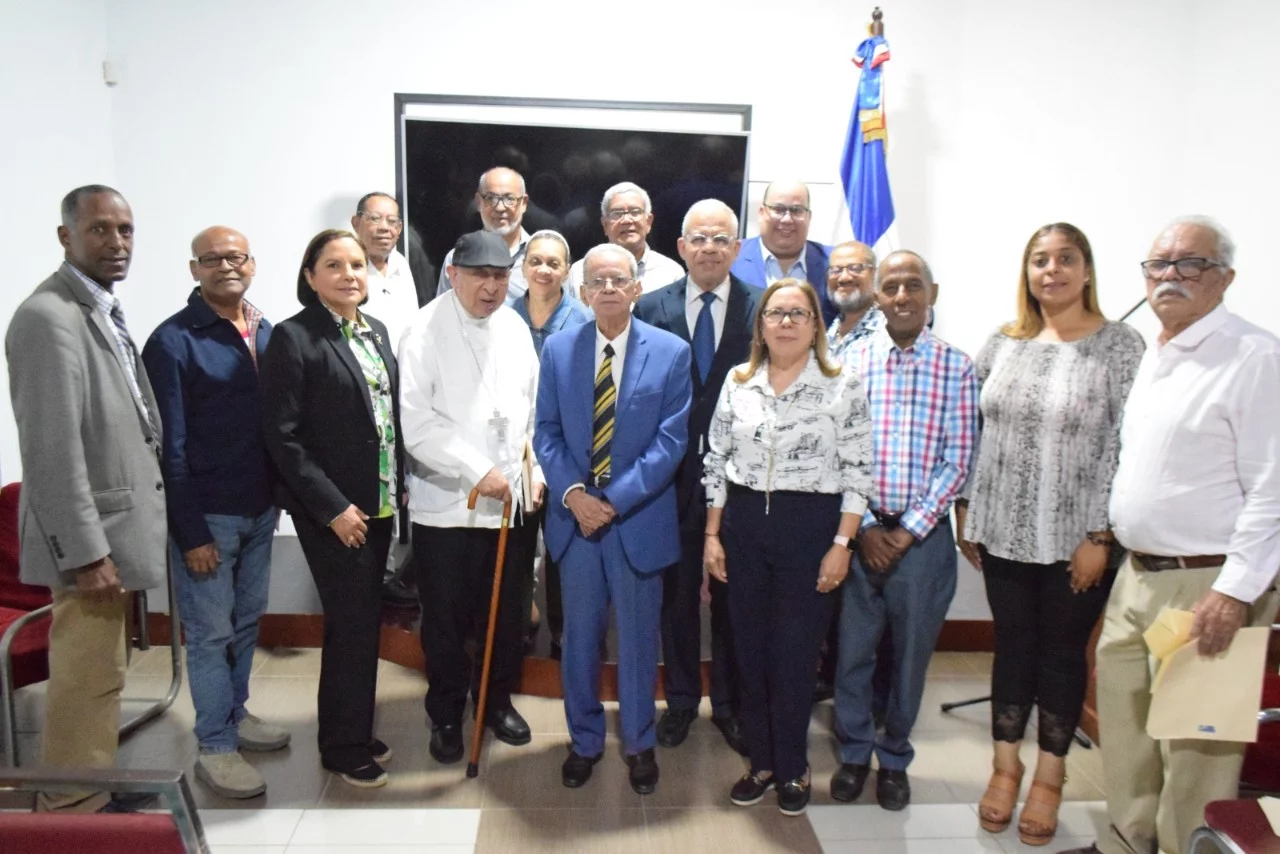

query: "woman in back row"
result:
(956, 223), (1144, 846)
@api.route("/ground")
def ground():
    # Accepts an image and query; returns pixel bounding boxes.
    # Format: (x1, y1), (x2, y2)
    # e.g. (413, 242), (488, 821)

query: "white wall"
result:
(0, 0), (115, 480)
(4, 0), (1278, 614)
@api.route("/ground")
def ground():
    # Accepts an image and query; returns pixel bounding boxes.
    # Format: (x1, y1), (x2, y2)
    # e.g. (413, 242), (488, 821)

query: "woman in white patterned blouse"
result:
(955, 223), (1144, 846)
(702, 279), (874, 816)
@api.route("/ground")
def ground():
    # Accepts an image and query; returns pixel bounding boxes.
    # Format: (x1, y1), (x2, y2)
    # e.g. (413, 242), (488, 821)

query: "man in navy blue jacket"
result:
(142, 226), (287, 800)
(729, 180), (836, 325)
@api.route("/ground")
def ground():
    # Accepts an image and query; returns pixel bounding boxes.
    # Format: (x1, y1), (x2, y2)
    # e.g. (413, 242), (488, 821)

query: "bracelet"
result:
(1086, 531), (1115, 546)
(704, 531), (720, 537)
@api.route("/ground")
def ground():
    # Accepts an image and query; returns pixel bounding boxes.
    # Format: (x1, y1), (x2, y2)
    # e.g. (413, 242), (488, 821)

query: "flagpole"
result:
(871, 6), (884, 36)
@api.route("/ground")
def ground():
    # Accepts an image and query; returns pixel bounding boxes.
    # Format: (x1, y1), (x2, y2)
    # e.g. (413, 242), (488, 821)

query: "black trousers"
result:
(537, 508), (564, 637)
(981, 547), (1116, 756)
(295, 512), (393, 769)
(723, 486), (842, 781)
(414, 520), (533, 727)
(661, 525), (738, 717)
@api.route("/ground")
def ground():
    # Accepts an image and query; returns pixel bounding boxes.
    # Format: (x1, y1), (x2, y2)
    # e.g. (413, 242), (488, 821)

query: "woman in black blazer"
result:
(261, 229), (403, 788)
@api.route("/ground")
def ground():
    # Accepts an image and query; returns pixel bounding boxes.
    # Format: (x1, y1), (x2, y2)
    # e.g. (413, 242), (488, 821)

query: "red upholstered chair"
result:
(1241, 669), (1280, 794)
(1188, 800), (1280, 853)
(0, 766), (206, 853)
(0, 482), (54, 767)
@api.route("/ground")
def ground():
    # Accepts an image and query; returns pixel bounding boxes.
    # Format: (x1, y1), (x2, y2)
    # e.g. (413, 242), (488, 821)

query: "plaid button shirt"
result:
(844, 326), (978, 539)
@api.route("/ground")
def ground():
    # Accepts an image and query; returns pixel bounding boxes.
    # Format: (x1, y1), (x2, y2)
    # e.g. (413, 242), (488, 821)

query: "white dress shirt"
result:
(398, 290), (543, 528)
(763, 245), (807, 285)
(360, 247), (419, 356)
(702, 352), (873, 515)
(568, 244), (686, 296)
(684, 277), (729, 349)
(1110, 304), (1280, 603)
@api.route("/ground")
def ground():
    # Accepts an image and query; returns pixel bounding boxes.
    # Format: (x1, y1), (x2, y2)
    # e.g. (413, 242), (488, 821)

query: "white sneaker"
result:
(238, 713), (291, 752)
(196, 751), (267, 799)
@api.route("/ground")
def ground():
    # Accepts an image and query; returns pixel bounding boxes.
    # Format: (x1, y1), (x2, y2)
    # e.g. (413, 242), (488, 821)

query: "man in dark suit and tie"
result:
(535, 243), (692, 794)
(730, 180), (836, 325)
(634, 199), (759, 756)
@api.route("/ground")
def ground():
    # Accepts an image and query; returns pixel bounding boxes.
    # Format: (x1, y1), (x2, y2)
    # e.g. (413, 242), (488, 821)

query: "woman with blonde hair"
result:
(956, 223), (1143, 845)
(702, 278), (873, 816)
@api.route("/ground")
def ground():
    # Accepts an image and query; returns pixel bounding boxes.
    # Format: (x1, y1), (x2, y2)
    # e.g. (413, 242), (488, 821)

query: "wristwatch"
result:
(833, 534), (852, 550)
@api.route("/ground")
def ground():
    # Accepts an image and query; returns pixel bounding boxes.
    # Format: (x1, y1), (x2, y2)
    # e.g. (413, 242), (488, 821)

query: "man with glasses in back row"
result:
(568, 182), (686, 296)
(143, 227), (288, 799)
(438, 167), (560, 305)
(731, 179), (837, 325)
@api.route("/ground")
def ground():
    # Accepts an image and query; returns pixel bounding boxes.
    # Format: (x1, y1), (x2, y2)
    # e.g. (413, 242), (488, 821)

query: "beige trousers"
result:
(36, 588), (129, 813)
(1095, 557), (1279, 854)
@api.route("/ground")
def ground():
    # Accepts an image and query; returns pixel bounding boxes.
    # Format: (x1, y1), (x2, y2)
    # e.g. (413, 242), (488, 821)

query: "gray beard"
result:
(834, 291), (874, 315)
(486, 221), (519, 238)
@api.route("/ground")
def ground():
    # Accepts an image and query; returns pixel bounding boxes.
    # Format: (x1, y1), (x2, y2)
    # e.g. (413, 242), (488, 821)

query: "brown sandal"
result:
(978, 762), (1024, 833)
(1017, 778), (1064, 846)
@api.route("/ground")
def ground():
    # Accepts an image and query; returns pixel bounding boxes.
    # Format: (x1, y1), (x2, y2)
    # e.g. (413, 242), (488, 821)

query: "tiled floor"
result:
(8, 647), (1110, 853)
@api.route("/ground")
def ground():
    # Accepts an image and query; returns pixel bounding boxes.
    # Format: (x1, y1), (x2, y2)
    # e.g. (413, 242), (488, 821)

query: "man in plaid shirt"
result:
(829, 250), (978, 811)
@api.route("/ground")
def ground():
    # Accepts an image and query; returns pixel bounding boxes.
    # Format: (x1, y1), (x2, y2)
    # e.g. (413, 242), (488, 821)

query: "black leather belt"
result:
(1131, 552), (1226, 572)
(590, 473), (612, 489)
(872, 510), (903, 530)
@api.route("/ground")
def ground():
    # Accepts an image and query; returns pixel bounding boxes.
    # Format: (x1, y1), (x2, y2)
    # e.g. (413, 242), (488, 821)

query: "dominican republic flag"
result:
(833, 33), (898, 257)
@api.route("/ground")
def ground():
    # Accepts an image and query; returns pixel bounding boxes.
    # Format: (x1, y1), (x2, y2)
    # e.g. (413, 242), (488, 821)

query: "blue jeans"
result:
(170, 508), (275, 753)
(834, 520), (957, 771)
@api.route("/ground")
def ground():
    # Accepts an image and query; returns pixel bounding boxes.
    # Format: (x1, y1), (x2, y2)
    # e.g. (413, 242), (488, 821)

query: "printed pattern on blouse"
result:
(962, 321), (1145, 564)
(702, 352), (874, 516)
(339, 314), (397, 518)
(845, 327), (979, 539)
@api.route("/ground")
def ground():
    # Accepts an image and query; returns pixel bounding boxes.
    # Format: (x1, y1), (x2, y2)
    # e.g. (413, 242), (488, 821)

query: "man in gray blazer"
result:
(6, 185), (166, 813)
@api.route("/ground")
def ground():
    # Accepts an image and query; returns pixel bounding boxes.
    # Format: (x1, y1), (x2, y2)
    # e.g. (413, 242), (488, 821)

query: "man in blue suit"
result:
(729, 180), (836, 325)
(535, 243), (692, 795)
(635, 199), (758, 757)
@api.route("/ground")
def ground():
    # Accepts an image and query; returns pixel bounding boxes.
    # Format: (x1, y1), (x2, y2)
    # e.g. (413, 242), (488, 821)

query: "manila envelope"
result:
(1143, 608), (1196, 662)
(1146, 625), (1269, 742)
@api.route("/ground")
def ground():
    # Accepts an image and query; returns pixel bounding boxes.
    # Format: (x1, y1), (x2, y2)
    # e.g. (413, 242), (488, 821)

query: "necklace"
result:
(450, 295), (510, 448)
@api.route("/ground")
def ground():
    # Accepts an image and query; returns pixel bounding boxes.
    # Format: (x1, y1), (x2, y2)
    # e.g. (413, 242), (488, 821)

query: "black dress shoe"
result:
(830, 762), (871, 803)
(876, 768), (910, 811)
(561, 750), (602, 788)
(729, 772), (775, 806)
(485, 705), (532, 746)
(626, 748), (659, 794)
(710, 714), (749, 756)
(777, 776), (811, 816)
(429, 724), (464, 764)
(656, 707), (697, 748)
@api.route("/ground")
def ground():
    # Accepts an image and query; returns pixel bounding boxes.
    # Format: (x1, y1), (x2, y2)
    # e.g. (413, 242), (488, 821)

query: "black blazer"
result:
(634, 275), (760, 529)
(260, 302), (404, 527)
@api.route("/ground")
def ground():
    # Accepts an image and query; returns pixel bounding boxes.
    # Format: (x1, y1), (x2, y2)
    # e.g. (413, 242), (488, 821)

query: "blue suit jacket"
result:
(730, 237), (836, 325)
(535, 318), (692, 575)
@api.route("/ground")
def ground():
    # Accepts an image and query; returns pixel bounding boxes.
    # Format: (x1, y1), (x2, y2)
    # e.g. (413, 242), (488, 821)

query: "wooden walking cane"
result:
(465, 486), (513, 778)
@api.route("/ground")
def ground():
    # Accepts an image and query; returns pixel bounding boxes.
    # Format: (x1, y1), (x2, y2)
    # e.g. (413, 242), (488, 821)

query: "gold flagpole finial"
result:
(870, 7), (885, 37)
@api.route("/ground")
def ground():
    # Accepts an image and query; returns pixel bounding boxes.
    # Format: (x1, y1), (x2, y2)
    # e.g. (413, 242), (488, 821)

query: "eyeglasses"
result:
(1140, 257), (1225, 279)
(479, 192), (524, 209)
(585, 276), (635, 291)
(605, 207), (647, 222)
(358, 212), (402, 227)
(194, 253), (251, 269)
(762, 308), (814, 326)
(828, 263), (873, 277)
(764, 203), (811, 220)
(683, 233), (735, 249)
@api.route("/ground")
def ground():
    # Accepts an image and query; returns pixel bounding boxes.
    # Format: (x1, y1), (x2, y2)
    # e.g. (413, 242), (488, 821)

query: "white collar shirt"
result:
(594, 318), (631, 391)
(1110, 304), (1280, 603)
(361, 247), (419, 355)
(684, 277), (730, 349)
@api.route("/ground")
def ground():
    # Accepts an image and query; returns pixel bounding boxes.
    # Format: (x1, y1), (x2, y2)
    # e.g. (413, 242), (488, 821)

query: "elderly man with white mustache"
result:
(1062, 216), (1280, 854)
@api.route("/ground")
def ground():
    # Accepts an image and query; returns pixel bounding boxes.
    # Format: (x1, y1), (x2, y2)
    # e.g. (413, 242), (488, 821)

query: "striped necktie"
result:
(109, 301), (138, 369)
(591, 344), (616, 484)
